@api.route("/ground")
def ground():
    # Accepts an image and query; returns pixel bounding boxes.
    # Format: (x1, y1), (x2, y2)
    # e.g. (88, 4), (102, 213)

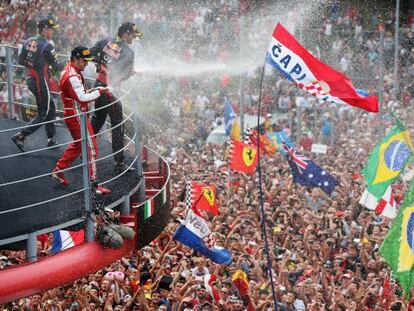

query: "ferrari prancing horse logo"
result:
(202, 187), (215, 206)
(242, 146), (257, 167)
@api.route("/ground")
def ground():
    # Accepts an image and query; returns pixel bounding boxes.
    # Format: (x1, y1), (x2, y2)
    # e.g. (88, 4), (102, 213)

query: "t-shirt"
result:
(192, 267), (209, 277)
(294, 299), (306, 310)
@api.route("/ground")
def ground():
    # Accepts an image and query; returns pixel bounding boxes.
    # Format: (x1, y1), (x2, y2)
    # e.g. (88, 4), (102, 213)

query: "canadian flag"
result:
(359, 186), (397, 219)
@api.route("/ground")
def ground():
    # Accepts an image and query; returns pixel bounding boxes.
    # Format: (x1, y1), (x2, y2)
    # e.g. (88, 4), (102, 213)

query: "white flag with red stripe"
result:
(359, 186), (397, 219)
(204, 274), (220, 301)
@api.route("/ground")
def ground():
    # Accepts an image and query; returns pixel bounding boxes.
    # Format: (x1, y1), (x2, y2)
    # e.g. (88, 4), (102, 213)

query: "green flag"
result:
(362, 118), (413, 200)
(380, 180), (414, 296)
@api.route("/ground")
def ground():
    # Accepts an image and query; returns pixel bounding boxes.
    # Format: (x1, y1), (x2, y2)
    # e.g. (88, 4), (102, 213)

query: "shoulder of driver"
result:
(118, 43), (134, 61)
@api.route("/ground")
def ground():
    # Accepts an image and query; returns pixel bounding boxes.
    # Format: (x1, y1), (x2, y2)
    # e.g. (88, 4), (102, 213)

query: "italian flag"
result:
(359, 185), (397, 219)
(143, 200), (155, 219)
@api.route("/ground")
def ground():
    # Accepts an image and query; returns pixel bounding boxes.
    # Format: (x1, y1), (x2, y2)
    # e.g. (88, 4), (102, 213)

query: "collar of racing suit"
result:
(69, 62), (83, 75)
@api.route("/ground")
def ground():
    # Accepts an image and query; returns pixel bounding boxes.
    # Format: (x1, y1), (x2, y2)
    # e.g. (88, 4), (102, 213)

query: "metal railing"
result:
(0, 45), (146, 261)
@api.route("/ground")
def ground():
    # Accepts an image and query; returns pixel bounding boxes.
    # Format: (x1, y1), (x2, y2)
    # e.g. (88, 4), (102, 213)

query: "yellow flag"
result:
(230, 119), (241, 141)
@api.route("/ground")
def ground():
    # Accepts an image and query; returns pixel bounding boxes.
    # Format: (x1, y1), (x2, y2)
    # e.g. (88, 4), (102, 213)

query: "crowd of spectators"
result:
(1, 0), (414, 310)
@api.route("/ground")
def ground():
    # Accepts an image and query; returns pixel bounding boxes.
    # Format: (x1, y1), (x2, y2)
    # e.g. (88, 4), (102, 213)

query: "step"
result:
(146, 189), (160, 195)
(143, 170), (161, 177)
(144, 175), (164, 181)
(120, 215), (135, 224)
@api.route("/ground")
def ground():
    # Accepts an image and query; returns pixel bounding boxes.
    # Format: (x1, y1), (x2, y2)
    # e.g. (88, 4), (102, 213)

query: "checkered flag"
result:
(202, 232), (216, 248)
(296, 81), (329, 98)
(244, 127), (253, 145)
(185, 181), (192, 209)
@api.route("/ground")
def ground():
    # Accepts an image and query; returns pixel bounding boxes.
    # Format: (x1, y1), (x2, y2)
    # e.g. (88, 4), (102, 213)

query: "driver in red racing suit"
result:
(50, 46), (110, 195)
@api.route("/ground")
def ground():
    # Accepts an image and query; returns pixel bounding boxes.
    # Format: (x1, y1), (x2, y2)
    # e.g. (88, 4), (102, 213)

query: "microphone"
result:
(108, 224), (135, 240)
(97, 225), (124, 249)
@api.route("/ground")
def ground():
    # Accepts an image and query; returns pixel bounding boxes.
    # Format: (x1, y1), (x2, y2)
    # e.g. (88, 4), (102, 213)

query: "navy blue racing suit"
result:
(90, 37), (135, 164)
(18, 35), (63, 139)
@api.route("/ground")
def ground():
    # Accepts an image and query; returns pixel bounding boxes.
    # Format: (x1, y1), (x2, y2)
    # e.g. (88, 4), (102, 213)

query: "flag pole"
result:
(256, 62), (279, 311)
(393, 0), (400, 99)
(378, 23), (384, 114)
(238, 3), (245, 138)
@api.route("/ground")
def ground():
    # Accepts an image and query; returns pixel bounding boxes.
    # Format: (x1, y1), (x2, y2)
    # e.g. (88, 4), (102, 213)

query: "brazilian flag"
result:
(362, 118), (413, 199)
(380, 180), (414, 297)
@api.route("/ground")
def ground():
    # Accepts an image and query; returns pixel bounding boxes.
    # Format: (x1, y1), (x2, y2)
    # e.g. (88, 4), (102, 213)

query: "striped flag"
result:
(173, 209), (232, 265)
(144, 200), (155, 219)
(50, 230), (84, 254)
(266, 23), (378, 112)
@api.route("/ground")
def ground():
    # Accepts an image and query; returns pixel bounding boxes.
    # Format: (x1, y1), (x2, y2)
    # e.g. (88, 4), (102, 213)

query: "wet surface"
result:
(0, 118), (139, 240)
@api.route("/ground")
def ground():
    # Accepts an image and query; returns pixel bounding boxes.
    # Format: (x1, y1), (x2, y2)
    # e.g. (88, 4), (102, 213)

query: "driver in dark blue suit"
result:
(12, 17), (64, 152)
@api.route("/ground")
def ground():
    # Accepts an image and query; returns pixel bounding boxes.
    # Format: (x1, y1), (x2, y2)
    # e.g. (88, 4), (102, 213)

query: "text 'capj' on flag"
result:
(266, 23), (378, 112)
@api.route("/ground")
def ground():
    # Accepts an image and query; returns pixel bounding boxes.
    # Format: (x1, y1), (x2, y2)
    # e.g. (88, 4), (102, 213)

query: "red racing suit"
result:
(56, 63), (104, 181)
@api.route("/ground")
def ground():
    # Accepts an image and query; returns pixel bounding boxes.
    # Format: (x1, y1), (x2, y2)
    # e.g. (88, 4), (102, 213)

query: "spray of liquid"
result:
(131, 2), (322, 79)
(122, 0), (328, 140)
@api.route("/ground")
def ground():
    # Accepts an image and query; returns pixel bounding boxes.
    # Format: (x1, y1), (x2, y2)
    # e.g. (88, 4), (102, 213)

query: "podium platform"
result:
(0, 119), (139, 241)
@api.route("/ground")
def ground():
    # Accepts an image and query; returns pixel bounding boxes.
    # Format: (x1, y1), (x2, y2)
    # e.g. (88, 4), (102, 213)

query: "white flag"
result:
(359, 186), (397, 219)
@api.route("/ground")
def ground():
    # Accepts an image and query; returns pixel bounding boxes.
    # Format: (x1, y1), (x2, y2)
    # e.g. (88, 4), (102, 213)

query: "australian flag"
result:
(283, 143), (338, 194)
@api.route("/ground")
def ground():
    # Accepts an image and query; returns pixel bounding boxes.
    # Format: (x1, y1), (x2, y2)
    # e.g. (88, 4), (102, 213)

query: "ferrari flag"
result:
(266, 23), (379, 112)
(188, 181), (219, 216)
(229, 140), (258, 174)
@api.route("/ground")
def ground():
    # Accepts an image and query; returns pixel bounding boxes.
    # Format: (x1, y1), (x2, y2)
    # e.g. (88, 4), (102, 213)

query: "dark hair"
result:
(38, 17), (59, 31)
(118, 22), (142, 38)
(390, 302), (403, 311)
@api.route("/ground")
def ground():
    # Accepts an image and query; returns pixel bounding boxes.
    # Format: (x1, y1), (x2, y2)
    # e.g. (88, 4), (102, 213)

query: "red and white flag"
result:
(266, 23), (378, 112)
(204, 274), (220, 302)
(359, 186), (397, 218)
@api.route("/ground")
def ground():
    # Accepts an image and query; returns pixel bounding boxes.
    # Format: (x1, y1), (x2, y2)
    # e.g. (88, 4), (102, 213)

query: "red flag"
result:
(204, 274), (220, 302)
(266, 23), (379, 112)
(231, 269), (249, 297)
(246, 129), (277, 156)
(191, 182), (219, 216)
(229, 140), (258, 174)
(130, 279), (140, 292)
(381, 277), (392, 309)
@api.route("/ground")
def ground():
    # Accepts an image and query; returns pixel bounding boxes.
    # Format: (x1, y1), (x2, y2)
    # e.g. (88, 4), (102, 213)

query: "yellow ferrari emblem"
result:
(242, 146), (257, 167)
(202, 187), (215, 206)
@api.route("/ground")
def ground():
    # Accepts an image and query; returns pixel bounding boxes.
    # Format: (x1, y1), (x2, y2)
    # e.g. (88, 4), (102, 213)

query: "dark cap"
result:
(71, 46), (94, 61)
(38, 17), (59, 31)
(118, 22), (142, 38)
